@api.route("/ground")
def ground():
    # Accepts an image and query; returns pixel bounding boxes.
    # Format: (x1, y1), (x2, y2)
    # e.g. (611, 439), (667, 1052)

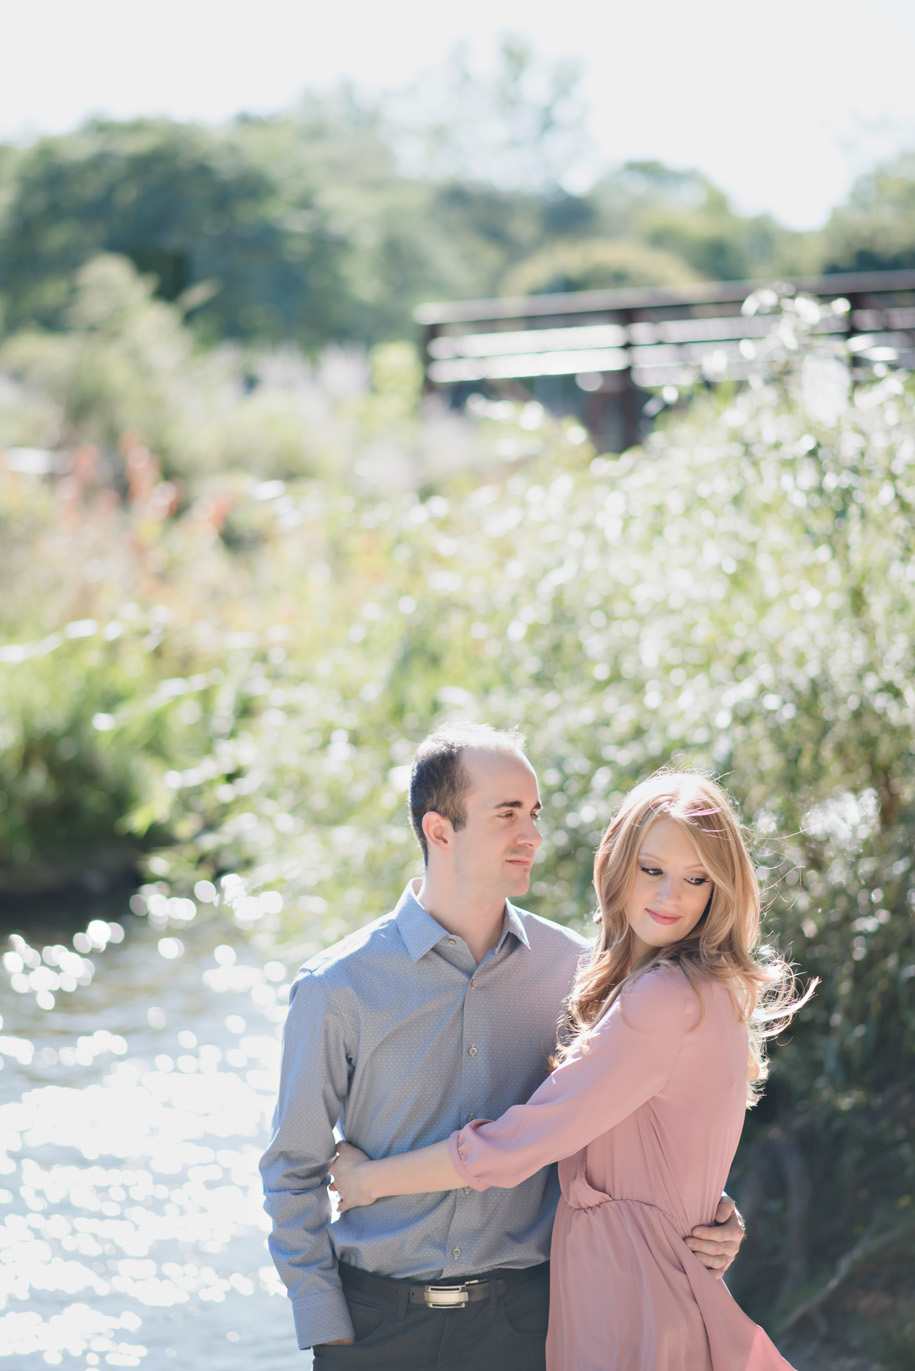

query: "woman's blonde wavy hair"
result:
(554, 770), (813, 1104)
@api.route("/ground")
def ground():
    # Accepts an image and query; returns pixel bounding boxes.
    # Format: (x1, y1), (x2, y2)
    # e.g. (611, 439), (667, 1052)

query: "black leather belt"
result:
(339, 1260), (549, 1310)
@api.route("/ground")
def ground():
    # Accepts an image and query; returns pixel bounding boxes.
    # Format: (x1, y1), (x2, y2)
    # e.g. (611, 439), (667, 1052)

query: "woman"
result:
(331, 772), (812, 1370)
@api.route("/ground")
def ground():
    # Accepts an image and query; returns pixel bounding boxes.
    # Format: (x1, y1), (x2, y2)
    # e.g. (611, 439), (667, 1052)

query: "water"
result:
(0, 898), (314, 1370)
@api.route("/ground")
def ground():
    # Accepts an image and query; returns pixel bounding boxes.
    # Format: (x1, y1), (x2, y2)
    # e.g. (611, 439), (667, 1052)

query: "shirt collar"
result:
(502, 899), (532, 951)
(394, 880), (532, 962)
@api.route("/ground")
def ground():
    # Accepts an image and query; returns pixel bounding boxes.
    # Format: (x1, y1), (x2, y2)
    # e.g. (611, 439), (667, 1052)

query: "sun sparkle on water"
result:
(0, 897), (299, 1369)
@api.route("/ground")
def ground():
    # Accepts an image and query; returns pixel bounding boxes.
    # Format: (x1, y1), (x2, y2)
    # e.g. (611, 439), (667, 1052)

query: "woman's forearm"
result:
(363, 1140), (461, 1199)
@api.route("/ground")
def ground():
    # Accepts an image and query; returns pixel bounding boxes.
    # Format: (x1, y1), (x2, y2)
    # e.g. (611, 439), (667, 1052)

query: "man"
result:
(260, 723), (743, 1368)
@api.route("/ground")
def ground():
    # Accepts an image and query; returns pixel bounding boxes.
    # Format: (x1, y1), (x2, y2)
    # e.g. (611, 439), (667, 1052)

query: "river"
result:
(0, 889), (315, 1370)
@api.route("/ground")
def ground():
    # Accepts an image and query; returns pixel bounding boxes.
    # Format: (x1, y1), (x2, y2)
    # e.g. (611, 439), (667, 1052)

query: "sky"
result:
(3, 0), (915, 229)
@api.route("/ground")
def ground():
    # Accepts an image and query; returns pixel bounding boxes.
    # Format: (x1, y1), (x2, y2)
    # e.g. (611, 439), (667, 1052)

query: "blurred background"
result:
(1, 3), (914, 1368)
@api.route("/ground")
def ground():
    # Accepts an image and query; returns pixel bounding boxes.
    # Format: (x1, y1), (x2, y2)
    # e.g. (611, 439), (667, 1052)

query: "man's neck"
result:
(414, 874), (507, 965)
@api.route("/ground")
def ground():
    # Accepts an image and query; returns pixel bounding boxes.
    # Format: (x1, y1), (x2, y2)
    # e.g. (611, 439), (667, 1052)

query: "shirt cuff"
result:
(292, 1288), (356, 1350)
(448, 1126), (491, 1192)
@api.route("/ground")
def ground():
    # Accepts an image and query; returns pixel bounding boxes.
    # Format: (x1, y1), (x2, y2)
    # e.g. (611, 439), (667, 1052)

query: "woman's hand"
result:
(329, 1141), (376, 1212)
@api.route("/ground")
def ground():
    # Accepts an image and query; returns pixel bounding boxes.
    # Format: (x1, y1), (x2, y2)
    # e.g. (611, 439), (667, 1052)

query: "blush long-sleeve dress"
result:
(447, 964), (795, 1371)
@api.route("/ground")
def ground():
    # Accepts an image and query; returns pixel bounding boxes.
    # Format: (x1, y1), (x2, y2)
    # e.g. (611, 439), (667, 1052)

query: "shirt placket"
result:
(442, 943), (501, 1274)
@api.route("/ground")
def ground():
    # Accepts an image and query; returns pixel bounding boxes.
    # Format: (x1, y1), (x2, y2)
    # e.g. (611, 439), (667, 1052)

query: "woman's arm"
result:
(332, 969), (688, 1210)
(330, 1140), (460, 1210)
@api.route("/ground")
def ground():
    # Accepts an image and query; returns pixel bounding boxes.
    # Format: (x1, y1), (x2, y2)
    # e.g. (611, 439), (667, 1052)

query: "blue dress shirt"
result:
(260, 880), (589, 1349)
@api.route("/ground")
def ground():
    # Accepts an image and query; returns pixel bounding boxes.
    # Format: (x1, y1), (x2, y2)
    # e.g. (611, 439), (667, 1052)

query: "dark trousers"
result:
(313, 1263), (550, 1371)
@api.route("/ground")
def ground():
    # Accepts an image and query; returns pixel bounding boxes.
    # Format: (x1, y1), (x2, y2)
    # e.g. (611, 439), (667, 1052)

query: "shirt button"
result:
(447, 938), (456, 946)
(463, 1187), (471, 1195)
(468, 1045), (478, 1057)
(452, 1247), (461, 1259)
(466, 1114), (476, 1123)
(470, 978), (478, 988)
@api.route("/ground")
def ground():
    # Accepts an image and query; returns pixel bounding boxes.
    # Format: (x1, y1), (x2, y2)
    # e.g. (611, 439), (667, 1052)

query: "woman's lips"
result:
(647, 909), (680, 926)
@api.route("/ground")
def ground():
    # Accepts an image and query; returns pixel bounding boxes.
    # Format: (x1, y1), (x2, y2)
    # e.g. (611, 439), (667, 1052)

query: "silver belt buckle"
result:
(423, 1283), (469, 1308)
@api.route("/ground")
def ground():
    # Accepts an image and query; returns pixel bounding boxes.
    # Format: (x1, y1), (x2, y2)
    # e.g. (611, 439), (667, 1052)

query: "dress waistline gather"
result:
(569, 1189), (684, 1233)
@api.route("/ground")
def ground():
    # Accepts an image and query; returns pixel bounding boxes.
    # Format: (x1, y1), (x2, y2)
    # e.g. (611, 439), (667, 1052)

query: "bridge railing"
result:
(414, 270), (915, 450)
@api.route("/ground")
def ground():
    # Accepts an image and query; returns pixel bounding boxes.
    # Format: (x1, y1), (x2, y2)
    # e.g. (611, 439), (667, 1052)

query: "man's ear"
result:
(422, 810), (453, 854)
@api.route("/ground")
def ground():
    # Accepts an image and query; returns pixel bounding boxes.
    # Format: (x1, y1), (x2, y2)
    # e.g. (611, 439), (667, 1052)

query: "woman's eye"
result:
(640, 866), (662, 877)
(688, 877), (709, 886)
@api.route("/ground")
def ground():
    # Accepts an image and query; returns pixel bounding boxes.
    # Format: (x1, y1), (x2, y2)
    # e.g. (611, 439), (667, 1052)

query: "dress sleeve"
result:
(449, 966), (691, 1190)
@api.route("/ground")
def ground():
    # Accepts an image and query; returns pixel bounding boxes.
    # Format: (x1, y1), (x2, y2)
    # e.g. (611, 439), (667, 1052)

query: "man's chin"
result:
(506, 864), (533, 893)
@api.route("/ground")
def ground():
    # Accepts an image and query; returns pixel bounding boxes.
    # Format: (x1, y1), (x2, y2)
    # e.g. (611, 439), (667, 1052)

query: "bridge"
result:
(415, 270), (915, 450)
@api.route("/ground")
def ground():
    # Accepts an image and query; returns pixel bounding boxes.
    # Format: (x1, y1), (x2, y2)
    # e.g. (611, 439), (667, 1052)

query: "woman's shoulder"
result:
(618, 961), (740, 1031)
(624, 960), (692, 999)
(611, 962), (695, 1032)
(651, 963), (747, 1037)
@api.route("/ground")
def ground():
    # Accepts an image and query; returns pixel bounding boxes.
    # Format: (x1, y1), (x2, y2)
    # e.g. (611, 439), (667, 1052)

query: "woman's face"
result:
(624, 816), (712, 963)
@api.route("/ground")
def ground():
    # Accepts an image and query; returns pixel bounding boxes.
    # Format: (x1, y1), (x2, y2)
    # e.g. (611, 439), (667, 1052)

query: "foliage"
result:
(0, 117), (351, 347)
(386, 35), (592, 192)
(821, 153), (915, 274)
(589, 161), (815, 282)
(3, 75), (909, 354)
(1, 281), (914, 1355)
(500, 237), (700, 296)
(0, 99), (579, 349)
(0, 255), (470, 485)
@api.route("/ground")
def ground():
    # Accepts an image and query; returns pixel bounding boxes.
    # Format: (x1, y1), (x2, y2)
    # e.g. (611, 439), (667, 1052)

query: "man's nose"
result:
(521, 819), (542, 848)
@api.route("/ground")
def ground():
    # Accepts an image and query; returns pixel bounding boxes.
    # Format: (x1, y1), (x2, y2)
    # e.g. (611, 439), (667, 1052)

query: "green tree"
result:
(0, 118), (349, 347)
(388, 35), (592, 192)
(0, 108), (579, 347)
(820, 153), (915, 273)
(590, 161), (811, 281)
(500, 237), (699, 295)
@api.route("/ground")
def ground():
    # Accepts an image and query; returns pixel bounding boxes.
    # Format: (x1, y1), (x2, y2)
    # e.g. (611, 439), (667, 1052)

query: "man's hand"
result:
(315, 1338), (356, 1348)
(684, 1194), (745, 1277)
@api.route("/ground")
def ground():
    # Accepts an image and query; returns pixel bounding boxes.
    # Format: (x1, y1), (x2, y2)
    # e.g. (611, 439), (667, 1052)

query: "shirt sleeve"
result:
(259, 970), (356, 1348)
(448, 966), (690, 1190)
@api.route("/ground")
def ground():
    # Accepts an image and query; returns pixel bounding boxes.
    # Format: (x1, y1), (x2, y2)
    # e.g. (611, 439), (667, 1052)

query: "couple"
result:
(260, 723), (805, 1369)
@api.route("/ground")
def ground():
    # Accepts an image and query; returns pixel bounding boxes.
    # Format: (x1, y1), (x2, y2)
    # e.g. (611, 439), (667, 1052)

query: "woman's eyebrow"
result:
(638, 850), (708, 872)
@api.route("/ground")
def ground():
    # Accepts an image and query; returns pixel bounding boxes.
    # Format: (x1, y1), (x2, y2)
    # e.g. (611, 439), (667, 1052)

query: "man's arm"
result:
(259, 970), (356, 1349)
(685, 1194), (745, 1276)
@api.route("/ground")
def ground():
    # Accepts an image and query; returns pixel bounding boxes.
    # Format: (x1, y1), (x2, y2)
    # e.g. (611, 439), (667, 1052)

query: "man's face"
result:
(447, 748), (543, 900)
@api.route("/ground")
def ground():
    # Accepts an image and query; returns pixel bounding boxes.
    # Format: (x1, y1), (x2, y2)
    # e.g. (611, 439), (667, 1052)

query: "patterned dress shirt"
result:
(260, 880), (589, 1349)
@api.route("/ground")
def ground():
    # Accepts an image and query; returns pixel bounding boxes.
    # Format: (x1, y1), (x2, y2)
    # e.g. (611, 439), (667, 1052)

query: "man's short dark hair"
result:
(409, 722), (528, 863)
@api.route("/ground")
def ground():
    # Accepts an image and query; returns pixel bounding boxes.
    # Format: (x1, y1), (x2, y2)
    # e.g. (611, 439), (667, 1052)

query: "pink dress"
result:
(448, 964), (795, 1371)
